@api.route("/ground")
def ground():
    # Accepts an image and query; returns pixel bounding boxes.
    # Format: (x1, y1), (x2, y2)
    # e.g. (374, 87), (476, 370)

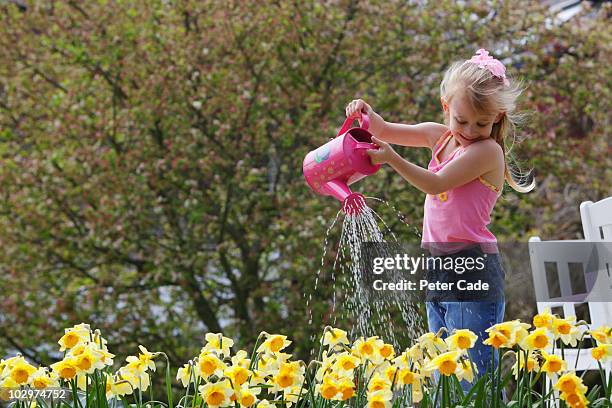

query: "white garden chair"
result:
(580, 197), (612, 241)
(580, 197), (612, 323)
(528, 236), (612, 406)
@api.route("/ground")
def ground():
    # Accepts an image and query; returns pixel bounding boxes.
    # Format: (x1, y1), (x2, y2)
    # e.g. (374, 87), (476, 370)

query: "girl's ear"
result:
(494, 111), (506, 123)
(440, 97), (449, 113)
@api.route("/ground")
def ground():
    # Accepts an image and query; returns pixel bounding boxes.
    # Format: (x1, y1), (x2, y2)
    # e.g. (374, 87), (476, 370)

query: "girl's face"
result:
(442, 92), (503, 146)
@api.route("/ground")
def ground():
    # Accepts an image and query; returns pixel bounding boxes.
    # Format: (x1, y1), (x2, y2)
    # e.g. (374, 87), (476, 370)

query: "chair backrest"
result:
(581, 197), (612, 241)
(528, 237), (612, 328)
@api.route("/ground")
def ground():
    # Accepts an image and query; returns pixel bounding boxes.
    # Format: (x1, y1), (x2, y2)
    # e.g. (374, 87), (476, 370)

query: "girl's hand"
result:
(345, 99), (374, 119)
(367, 136), (397, 165)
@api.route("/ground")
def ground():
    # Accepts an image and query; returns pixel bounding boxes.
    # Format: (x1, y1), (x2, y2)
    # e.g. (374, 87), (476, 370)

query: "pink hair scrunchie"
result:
(465, 48), (510, 86)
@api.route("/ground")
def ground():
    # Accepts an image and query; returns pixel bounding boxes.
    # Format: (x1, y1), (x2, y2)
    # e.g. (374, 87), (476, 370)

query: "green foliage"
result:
(0, 0), (610, 400)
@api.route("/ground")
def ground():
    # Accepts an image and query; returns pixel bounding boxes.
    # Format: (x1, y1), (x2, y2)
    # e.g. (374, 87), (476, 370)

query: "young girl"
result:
(345, 49), (534, 387)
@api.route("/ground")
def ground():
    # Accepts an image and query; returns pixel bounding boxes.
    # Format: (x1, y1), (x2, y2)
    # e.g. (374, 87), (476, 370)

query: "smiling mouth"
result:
(458, 133), (480, 142)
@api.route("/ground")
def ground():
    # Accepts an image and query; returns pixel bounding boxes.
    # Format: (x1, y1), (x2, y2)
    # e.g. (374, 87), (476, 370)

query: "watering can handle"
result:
(336, 111), (370, 137)
(354, 141), (379, 150)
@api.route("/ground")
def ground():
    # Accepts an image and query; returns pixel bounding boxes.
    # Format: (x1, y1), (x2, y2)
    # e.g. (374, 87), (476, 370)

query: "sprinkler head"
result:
(342, 193), (366, 215)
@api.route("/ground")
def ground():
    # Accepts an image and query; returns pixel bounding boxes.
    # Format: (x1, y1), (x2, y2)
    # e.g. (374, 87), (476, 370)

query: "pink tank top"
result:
(422, 130), (501, 254)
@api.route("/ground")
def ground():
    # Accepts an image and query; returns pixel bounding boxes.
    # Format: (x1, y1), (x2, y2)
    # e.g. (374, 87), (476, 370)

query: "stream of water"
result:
(306, 197), (425, 351)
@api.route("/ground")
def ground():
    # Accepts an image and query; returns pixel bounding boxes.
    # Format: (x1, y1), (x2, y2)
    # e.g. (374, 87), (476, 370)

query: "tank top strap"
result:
(433, 130), (453, 155)
(432, 131), (453, 164)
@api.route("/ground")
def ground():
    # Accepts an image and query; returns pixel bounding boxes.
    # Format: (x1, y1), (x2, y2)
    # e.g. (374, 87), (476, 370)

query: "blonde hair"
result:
(440, 59), (535, 193)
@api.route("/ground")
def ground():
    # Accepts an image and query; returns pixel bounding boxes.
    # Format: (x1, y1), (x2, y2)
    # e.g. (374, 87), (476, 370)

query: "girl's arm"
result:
(368, 137), (503, 195)
(375, 116), (449, 149)
(345, 99), (447, 149)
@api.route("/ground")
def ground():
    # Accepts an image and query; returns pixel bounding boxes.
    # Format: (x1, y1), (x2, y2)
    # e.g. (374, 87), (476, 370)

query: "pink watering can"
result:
(303, 112), (380, 214)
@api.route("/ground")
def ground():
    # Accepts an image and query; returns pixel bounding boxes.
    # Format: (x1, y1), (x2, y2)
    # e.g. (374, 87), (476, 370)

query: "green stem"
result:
(432, 373), (442, 408)
(159, 353), (174, 408)
(491, 347), (497, 408)
(597, 361), (607, 393)
(70, 378), (84, 408)
(191, 376), (201, 408)
(495, 348), (502, 404)
(516, 350), (522, 405)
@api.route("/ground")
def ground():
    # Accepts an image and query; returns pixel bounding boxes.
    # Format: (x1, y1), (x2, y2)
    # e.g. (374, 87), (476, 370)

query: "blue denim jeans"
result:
(425, 249), (506, 395)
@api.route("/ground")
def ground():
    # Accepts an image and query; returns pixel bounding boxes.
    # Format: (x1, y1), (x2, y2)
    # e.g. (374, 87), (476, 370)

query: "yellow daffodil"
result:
(383, 365), (399, 384)
(197, 352), (226, 379)
(9, 359), (37, 385)
(50, 358), (78, 380)
(318, 375), (340, 400)
(368, 372), (392, 392)
(424, 350), (460, 376)
(95, 347), (116, 367)
(271, 361), (304, 393)
(2, 355), (27, 373)
(177, 363), (194, 387)
(99, 372), (115, 400)
(533, 308), (554, 330)
(257, 334), (291, 354)
(92, 330), (109, 350)
(392, 350), (411, 370)
(366, 388), (393, 408)
(591, 344), (612, 362)
(455, 358), (477, 383)
(493, 320), (531, 347)
(379, 343), (395, 360)
(0, 377), (18, 401)
(76, 373), (89, 391)
(445, 329), (478, 351)
(417, 332), (447, 357)
(561, 390), (589, 408)
(315, 354), (336, 382)
(199, 379), (233, 408)
(323, 328), (349, 348)
(111, 375), (134, 397)
(73, 347), (105, 374)
(225, 364), (251, 387)
(511, 350), (539, 379)
(483, 330), (509, 349)
(30, 368), (59, 389)
(551, 317), (581, 347)
(554, 371), (587, 395)
(257, 352), (291, 375)
(520, 328), (550, 351)
(136, 345), (157, 372)
(257, 400), (273, 408)
(397, 368), (420, 387)
(58, 327), (90, 352)
(124, 355), (148, 376)
(353, 336), (385, 364)
(540, 351), (567, 378)
(231, 350), (251, 368)
(333, 352), (361, 376)
(408, 344), (425, 365)
(411, 380), (424, 403)
(118, 366), (150, 391)
(236, 383), (260, 408)
(238, 390), (257, 407)
(590, 325), (612, 345)
(203, 333), (235, 357)
(338, 377), (356, 400)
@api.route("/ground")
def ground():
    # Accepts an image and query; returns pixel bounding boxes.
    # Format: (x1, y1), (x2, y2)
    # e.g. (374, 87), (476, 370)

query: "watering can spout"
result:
(321, 180), (366, 215)
(322, 179), (352, 202)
